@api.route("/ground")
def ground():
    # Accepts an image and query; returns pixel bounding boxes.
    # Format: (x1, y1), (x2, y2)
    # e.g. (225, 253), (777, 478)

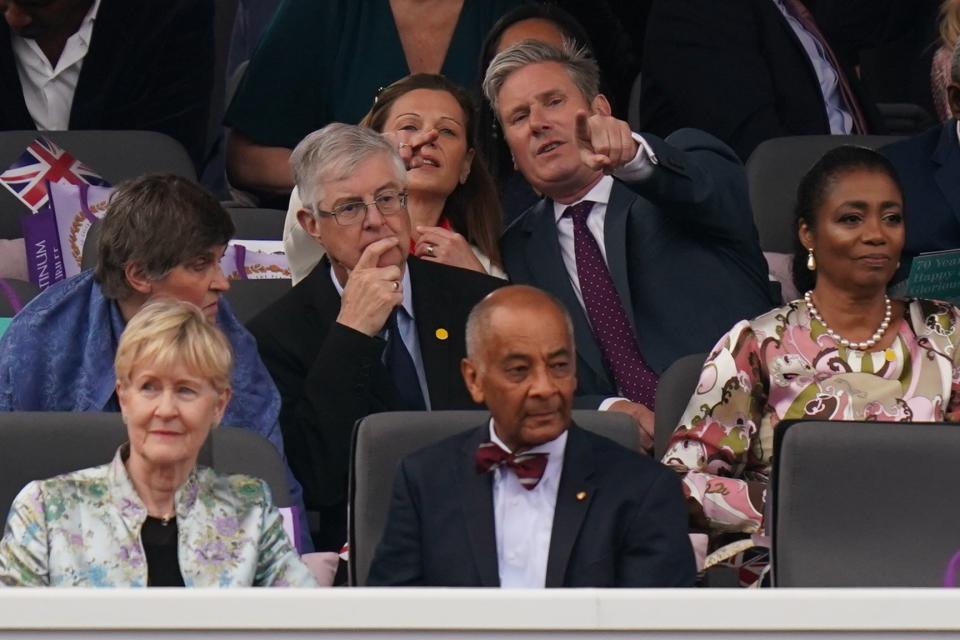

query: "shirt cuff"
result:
(598, 397), (628, 411)
(613, 132), (657, 182)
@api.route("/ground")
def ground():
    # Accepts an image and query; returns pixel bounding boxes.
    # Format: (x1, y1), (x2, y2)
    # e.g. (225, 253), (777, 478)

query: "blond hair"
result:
(115, 299), (233, 392)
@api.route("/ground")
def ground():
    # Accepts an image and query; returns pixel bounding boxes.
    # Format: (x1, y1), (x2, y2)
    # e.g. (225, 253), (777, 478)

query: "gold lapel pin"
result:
(576, 491), (587, 501)
(435, 328), (449, 341)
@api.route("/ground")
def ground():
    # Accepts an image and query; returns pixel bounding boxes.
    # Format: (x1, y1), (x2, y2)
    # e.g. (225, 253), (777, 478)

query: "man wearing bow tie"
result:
(368, 285), (695, 587)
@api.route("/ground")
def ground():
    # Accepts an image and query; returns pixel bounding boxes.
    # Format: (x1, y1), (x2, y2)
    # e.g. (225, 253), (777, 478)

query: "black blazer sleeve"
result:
(366, 458), (425, 586)
(253, 314), (391, 511)
(617, 467), (697, 587)
(622, 130), (757, 248)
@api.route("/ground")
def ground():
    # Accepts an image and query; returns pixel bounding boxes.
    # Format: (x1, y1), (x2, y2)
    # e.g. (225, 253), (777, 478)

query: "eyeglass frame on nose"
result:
(311, 190), (408, 226)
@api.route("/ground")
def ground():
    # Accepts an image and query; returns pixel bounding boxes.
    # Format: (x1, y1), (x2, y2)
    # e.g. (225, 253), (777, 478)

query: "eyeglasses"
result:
(314, 190), (407, 226)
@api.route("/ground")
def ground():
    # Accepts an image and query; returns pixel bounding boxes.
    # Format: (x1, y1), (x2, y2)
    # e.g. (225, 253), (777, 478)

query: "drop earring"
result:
(806, 249), (816, 271)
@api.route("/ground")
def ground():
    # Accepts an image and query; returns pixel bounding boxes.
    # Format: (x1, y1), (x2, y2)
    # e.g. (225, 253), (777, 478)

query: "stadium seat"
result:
(746, 134), (904, 254)
(0, 130), (196, 240)
(348, 410), (639, 586)
(0, 412), (292, 527)
(771, 419), (960, 586)
(227, 207), (287, 240)
(225, 278), (290, 324)
(653, 352), (707, 459)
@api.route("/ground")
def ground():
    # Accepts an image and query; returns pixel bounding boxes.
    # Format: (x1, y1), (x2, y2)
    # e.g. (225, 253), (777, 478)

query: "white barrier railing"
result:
(1, 588), (959, 638)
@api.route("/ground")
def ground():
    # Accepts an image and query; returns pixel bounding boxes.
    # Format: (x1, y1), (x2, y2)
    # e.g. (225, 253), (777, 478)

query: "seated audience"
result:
(932, 0), (960, 121)
(368, 285), (696, 587)
(883, 38), (960, 281)
(0, 299), (316, 587)
(248, 124), (503, 551)
(662, 145), (960, 583)
(486, 40), (776, 447)
(283, 74), (505, 283)
(637, 0), (883, 161)
(0, 0), (214, 169)
(224, 0), (521, 205)
(0, 174), (308, 550)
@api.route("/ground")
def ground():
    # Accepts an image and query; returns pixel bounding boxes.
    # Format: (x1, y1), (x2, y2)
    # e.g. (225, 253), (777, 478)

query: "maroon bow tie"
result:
(475, 442), (549, 490)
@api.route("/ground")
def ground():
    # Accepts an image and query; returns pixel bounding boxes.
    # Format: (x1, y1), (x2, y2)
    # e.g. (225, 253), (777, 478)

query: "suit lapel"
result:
(523, 201), (607, 382)
(409, 258), (453, 408)
(604, 182), (638, 333)
(545, 425), (597, 587)
(457, 425), (500, 587)
(932, 120), (960, 227)
(71, 0), (128, 127)
(0, 25), (33, 128)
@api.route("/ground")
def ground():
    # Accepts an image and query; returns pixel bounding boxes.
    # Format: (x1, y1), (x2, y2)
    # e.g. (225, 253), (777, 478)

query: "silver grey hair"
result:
(464, 286), (575, 367)
(952, 36), (960, 85)
(290, 122), (407, 208)
(482, 38), (600, 117)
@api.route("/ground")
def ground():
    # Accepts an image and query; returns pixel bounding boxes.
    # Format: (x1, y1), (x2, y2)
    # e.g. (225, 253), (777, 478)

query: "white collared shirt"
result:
(11, 0), (102, 131)
(488, 420), (567, 588)
(329, 264), (432, 409)
(771, 0), (854, 134)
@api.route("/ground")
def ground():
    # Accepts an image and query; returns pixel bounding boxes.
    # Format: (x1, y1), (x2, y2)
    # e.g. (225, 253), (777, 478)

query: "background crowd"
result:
(0, 0), (958, 589)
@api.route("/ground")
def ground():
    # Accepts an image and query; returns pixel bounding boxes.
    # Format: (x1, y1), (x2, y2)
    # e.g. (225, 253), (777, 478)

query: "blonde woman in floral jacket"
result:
(0, 299), (316, 587)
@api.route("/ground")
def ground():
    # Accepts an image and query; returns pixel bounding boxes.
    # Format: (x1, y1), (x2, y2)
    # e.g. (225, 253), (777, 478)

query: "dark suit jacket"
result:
(882, 120), (960, 282)
(367, 423), (696, 587)
(637, 0), (883, 161)
(0, 0), (214, 169)
(501, 128), (777, 408)
(247, 256), (502, 550)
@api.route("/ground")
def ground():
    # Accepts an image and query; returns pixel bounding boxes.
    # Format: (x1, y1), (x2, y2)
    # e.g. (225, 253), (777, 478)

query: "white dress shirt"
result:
(771, 0), (854, 134)
(329, 265), (432, 409)
(550, 132), (654, 409)
(488, 421), (568, 588)
(11, 0), (102, 131)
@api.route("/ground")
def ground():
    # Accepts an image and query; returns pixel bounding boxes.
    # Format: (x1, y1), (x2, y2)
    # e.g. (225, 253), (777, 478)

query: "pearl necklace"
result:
(804, 291), (892, 351)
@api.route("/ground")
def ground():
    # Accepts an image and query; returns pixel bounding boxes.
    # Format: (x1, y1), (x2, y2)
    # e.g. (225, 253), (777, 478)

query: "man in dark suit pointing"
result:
(248, 123), (502, 551)
(485, 40), (776, 447)
(368, 285), (695, 587)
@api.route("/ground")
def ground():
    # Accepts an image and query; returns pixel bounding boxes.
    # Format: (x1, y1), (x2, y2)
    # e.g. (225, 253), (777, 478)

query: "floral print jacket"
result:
(663, 299), (960, 542)
(0, 447), (317, 587)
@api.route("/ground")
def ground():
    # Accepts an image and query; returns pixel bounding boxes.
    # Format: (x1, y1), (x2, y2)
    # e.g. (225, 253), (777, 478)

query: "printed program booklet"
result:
(905, 248), (960, 305)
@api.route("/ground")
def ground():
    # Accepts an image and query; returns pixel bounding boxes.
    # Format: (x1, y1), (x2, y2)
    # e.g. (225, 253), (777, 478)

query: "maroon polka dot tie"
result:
(566, 201), (658, 408)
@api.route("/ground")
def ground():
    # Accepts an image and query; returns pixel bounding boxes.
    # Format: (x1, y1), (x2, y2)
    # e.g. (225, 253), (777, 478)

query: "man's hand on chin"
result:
(336, 237), (404, 336)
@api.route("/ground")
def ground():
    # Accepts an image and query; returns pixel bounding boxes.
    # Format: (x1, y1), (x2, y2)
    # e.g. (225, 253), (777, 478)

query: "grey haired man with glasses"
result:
(247, 123), (503, 553)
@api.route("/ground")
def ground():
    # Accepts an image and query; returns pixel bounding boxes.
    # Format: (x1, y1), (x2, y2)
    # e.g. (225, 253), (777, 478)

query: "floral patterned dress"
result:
(0, 446), (317, 587)
(662, 298), (960, 575)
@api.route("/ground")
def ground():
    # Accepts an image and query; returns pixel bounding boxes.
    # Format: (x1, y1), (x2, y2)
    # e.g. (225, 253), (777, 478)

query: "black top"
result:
(141, 516), (185, 587)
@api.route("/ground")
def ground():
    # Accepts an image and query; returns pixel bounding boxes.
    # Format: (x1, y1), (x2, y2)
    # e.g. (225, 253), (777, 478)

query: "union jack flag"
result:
(0, 136), (109, 212)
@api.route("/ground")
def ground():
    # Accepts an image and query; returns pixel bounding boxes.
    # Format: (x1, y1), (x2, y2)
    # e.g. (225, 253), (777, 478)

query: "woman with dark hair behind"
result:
(361, 73), (503, 276)
(282, 73), (505, 281)
(662, 145), (960, 585)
